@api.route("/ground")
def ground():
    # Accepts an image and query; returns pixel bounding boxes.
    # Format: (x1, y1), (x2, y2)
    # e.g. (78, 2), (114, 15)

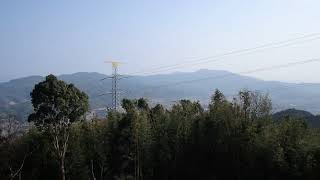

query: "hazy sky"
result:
(1, 0), (320, 83)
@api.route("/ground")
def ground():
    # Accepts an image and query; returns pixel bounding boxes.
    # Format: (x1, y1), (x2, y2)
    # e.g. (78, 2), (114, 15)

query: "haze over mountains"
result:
(0, 69), (320, 121)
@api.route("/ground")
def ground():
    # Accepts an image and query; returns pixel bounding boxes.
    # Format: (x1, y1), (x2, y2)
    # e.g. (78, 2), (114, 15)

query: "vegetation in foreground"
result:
(1, 75), (320, 180)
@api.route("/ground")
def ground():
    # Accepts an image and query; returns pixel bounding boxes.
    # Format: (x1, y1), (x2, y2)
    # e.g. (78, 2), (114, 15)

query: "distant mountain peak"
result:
(6, 75), (43, 83)
(195, 68), (234, 75)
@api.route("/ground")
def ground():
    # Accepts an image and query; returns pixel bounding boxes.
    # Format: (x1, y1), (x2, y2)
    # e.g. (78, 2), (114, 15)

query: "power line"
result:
(97, 33), (320, 99)
(143, 57), (320, 91)
(123, 56), (320, 111)
(121, 57), (320, 111)
(125, 33), (320, 76)
(96, 34), (320, 110)
(141, 37), (320, 75)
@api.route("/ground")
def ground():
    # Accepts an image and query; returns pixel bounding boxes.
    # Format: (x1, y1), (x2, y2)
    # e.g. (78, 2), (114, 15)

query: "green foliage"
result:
(28, 74), (89, 127)
(273, 109), (320, 128)
(26, 75), (89, 180)
(2, 89), (320, 180)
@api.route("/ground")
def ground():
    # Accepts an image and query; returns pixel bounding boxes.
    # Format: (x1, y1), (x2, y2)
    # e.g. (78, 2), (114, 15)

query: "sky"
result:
(1, 0), (320, 83)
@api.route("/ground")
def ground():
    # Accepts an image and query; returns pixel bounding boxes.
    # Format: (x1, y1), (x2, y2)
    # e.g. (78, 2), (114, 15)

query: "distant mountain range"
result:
(0, 69), (320, 121)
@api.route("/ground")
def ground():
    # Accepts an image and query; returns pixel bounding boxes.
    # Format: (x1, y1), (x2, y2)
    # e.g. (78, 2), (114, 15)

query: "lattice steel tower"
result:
(105, 61), (123, 111)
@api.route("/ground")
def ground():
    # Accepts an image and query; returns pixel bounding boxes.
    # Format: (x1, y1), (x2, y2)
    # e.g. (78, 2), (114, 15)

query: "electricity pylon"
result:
(104, 61), (124, 111)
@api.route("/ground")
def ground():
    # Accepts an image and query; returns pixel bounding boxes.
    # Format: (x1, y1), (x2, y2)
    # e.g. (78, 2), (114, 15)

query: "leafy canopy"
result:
(28, 74), (89, 127)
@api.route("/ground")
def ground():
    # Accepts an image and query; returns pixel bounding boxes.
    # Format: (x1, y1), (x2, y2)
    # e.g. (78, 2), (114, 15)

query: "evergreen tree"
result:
(28, 75), (89, 180)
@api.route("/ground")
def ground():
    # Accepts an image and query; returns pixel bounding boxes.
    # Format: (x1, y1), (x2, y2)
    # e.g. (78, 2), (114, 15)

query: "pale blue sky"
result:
(1, 0), (320, 82)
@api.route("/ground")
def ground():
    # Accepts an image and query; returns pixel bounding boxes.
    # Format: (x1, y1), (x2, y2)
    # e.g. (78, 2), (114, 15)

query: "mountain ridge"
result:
(1, 69), (320, 121)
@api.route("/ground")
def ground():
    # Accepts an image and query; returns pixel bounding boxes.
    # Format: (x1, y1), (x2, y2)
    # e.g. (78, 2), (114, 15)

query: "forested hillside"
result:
(1, 75), (320, 180)
(273, 109), (320, 128)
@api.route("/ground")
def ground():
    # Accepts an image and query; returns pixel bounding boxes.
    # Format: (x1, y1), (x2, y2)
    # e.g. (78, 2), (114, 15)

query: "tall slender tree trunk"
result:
(52, 124), (69, 180)
(99, 164), (104, 180)
(61, 158), (66, 180)
(91, 160), (97, 180)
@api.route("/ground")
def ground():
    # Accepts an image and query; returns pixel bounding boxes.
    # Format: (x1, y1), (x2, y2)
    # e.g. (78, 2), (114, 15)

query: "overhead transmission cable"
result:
(125, 33), (320, 76)
(97, 34), (320, 106)
(143, 57), (320, 91)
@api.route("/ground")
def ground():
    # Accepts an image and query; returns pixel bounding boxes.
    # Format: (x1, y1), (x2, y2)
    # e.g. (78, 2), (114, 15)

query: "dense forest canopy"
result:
(1, 75), (320, 180)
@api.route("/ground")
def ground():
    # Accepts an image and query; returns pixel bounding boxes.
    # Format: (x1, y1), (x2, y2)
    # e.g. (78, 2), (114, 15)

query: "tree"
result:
(3, 87), (320, 180)
(121, 98), (152, 180)
(0, 115), (25, 180)
(79, 119), (109, 180)
(28, 75), (89, 180)
(0, 114), (40, 180)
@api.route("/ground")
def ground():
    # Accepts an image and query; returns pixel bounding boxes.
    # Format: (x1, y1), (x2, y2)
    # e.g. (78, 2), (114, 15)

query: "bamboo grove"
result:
(1, 75), (320, 180)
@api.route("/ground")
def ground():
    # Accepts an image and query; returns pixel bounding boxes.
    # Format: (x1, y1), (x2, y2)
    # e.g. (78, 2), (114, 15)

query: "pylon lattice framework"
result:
(106, 61), (123, 111)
